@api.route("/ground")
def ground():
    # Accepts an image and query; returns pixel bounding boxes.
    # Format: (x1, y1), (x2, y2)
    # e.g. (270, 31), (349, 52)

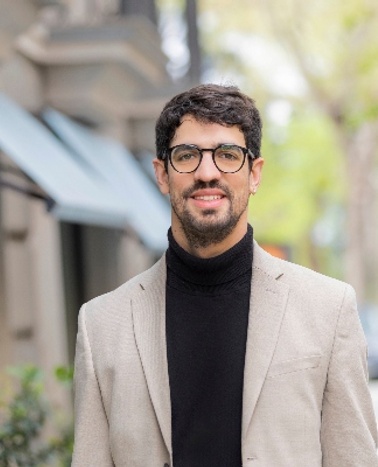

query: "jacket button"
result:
(163, 464), (169, 467)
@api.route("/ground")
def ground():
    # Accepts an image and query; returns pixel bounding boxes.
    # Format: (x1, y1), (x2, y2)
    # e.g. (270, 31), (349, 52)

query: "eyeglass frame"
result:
(163, 143), (259, 174)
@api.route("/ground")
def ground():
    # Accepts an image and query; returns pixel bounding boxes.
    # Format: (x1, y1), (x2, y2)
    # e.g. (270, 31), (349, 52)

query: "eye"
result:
(218, 151), (238, 161)
(171, 146), (200, 164)
(216, 145), (243, 162)
(177, 152), (197, 162)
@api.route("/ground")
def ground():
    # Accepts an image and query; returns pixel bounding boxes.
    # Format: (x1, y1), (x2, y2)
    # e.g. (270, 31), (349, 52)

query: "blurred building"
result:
(0, 0), (200, 410)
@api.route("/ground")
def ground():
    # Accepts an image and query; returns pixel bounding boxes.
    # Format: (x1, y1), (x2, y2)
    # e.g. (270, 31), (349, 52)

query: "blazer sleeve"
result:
(72, 304), (115, 467)
(321, 284), (378, 466)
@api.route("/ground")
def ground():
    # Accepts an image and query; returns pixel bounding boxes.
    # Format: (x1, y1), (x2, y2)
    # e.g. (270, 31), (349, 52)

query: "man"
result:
(72, 84), (378, 466)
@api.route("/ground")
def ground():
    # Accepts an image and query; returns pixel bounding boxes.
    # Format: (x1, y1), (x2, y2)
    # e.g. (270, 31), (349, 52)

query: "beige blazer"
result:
(72, 242), (378, 467)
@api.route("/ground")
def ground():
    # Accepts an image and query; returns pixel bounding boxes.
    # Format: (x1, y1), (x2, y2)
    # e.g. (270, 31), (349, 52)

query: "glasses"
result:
(164, 144), (257, 174)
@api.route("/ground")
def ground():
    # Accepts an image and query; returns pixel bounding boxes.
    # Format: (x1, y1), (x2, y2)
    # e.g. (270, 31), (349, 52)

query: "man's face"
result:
(154, 116), (264, 253)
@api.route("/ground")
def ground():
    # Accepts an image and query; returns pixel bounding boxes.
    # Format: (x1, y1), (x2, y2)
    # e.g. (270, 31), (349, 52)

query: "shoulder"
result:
(81, 255), (166, 320)
(253, 241), (355, 304)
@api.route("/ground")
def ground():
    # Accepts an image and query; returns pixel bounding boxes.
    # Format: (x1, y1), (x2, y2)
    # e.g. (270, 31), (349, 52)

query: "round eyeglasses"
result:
(164, 144), (257, 174)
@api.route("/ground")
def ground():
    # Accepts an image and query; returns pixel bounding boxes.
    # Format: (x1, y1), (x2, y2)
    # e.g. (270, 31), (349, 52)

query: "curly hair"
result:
(155, 84), (262, 164)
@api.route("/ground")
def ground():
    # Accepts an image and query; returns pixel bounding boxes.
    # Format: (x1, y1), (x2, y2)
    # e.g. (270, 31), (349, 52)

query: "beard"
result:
(170, 180), (248, 249)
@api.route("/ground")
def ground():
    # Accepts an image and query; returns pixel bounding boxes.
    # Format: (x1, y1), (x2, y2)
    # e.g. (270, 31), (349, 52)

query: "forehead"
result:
(171, 116), (245, 147)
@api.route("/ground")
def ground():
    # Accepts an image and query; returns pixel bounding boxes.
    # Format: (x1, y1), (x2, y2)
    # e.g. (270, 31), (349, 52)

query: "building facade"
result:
(0, 0), (182, 412)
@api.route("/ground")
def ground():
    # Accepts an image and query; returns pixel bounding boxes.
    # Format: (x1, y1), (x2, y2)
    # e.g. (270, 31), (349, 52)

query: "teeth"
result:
(195, 195), (222, 200)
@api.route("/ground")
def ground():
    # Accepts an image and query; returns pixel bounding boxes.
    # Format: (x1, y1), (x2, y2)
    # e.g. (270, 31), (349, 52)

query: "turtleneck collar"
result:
(166, 225), (253, 287)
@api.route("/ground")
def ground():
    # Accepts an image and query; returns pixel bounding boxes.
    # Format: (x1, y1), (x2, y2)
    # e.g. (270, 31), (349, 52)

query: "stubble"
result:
(170, 181), (249, 249)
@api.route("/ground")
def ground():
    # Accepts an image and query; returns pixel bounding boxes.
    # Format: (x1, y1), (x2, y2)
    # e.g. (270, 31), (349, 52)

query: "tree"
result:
(0, 366), (73, 466)
(256, 0), (378, 303)
(197, 0), (378, 303)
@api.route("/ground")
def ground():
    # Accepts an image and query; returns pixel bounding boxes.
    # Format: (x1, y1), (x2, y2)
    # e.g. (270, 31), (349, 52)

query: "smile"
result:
(193, 195), (223, 201)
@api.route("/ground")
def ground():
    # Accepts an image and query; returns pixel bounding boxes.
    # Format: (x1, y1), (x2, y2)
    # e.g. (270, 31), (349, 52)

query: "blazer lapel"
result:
(130, 244), (290, 451)
(131, 257), (172, 457)
(242, 243), (290, 440)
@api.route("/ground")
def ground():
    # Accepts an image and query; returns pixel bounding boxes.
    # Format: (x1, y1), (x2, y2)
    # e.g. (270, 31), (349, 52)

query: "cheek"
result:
(233, 173), (252, 195)
(168, 175), (191, 196)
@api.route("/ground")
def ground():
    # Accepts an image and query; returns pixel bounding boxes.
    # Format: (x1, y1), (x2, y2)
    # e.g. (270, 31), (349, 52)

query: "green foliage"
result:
(249, 109), (345, 273)
(195, 0), (378, 274)
(252, 110), (344, 235)
(0, 366), (73, 467)
(54, 367), (74, 386)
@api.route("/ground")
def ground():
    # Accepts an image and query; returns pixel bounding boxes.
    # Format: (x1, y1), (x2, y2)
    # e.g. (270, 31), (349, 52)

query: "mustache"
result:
(182, 180), (231, 199)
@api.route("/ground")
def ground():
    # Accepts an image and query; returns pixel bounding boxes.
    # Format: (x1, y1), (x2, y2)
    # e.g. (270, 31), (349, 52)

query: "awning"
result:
(0, 93), (169, 253)
(43, 108), (170, 253)
(0, 93), (131, 229)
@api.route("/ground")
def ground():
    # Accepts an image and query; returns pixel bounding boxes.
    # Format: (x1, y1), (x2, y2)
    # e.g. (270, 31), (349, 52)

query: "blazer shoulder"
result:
(253, 241), (354, 300)
(82, 255), (166, 319)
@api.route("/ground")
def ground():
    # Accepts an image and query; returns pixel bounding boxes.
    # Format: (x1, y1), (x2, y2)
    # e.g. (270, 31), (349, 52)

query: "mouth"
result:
(189, 190), (227, 209)
(193, 194), (223, 201)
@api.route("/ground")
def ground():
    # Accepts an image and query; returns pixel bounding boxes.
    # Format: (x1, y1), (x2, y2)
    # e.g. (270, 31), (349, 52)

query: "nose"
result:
(194, 151), (221, 182)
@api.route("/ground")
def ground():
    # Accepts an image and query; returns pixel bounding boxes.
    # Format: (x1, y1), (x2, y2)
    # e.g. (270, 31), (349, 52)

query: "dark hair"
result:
(155, 83), (262, 163)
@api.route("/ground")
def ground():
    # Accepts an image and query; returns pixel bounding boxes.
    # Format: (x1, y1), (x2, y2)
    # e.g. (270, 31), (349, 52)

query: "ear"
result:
(249, 157), (264, 195)
(153, 158), (170, 195)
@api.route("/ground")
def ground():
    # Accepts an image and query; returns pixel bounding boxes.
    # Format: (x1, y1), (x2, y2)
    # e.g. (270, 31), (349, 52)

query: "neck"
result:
(171, 223), (249, 258)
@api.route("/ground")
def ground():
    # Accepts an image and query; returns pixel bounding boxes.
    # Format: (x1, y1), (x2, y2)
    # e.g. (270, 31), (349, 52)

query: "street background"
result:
(1, 0), (378, 464)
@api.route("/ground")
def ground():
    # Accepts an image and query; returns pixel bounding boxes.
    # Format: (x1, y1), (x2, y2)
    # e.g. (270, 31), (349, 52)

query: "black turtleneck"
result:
(166, 226), (253, 467)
